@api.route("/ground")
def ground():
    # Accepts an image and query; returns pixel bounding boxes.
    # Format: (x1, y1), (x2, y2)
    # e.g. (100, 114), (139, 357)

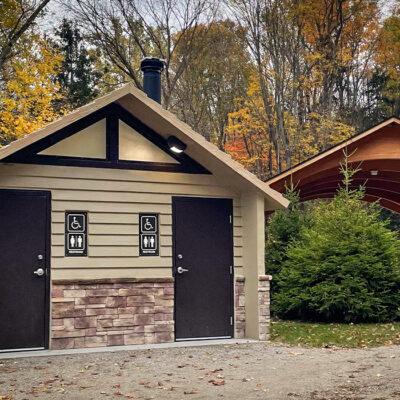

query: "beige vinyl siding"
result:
(0, 164), (243, 280)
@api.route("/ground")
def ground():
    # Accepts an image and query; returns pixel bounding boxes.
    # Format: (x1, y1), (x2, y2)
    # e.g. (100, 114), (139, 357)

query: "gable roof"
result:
(267, 117), (400, 186)
(0, 83), (288, 210)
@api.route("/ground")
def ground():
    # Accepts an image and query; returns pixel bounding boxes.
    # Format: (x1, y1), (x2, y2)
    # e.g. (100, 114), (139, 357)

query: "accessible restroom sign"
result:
(139, 213), (159, 256)
(65, 211), (87, 256)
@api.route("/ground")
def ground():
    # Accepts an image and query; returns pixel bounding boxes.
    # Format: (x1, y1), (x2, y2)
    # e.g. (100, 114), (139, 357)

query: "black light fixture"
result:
(167, 136), (187, 154)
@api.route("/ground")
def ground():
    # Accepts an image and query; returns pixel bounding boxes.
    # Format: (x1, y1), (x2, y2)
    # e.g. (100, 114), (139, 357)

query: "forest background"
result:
(1, 0), (400, 180)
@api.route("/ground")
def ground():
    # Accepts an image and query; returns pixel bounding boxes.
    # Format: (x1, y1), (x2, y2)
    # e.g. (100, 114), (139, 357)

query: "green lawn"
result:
(270, 320), (400, 348)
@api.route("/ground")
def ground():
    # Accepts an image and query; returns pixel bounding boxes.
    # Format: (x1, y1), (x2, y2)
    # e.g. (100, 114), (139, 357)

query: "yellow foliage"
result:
(226, 73), (355, 177)
(290, 113), (354, 165)
(0, 35), (64, 145)
(225, 74), (272, 178)
(294, 0), (379, 95)
(374, 13), (400, 104)
(0, 0), (22, 31)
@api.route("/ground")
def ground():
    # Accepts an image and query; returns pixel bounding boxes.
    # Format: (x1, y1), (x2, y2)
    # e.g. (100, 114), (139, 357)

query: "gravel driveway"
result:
(0, 342), (399, 399)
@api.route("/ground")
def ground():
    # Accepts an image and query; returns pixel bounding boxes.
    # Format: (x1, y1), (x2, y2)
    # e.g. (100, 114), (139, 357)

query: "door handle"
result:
(33, 268), (45, 277)
(177, 266), (189, 274)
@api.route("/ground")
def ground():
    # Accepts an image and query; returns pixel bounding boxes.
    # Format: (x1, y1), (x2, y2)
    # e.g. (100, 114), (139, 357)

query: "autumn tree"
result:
(172, 20), (251, 148)
(294, 0), (380, 127)
(228, 0), (290, 172)
(0, 0), (51, 76)
(0, 0), (393, 181)
(0, 0), (65, 146)
(364, 7), (400, 126)
(0, 34), (63, 145)
(226, 0), (376, 177)
(225, 73), (273, 179)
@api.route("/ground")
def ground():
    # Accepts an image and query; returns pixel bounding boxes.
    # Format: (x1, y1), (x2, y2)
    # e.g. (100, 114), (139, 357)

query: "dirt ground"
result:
(0, 342), (399, 400)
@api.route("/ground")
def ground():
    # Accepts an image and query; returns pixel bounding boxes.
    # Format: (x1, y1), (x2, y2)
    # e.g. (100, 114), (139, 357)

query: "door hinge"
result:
(230, 316), (233, 326)
(229, 214), (232, 224)
(229, 265), (233, 275)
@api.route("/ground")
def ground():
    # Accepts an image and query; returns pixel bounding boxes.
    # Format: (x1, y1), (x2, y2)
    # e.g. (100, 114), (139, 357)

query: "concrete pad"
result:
(0, 338), (257, 360)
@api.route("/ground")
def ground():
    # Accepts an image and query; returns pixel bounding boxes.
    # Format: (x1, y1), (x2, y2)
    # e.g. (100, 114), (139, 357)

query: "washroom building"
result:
(0, 62), (288, 351)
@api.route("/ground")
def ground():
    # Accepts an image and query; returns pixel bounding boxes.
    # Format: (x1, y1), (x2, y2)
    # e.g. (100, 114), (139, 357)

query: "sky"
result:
(39, 0), (399, 36)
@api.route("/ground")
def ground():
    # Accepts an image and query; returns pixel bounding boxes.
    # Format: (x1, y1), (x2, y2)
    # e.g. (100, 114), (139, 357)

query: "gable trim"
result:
(107, 113), (119, 162)
(0, 83), (289, 209)
(3, 103), (210, 175)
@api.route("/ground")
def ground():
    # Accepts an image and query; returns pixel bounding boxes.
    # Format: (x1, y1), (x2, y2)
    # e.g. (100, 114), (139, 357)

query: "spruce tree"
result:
(54, 19), (101, 109)
(274, 157), (400, 322)
(265, 187), (310, 302)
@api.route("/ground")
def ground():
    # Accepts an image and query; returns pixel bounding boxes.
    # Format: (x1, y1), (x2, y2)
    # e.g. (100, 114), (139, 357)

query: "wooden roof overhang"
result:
(267, 118), (400, 213)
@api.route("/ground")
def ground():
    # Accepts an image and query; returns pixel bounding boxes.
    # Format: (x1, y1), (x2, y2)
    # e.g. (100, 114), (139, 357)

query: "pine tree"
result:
(54, 19), (101, 109)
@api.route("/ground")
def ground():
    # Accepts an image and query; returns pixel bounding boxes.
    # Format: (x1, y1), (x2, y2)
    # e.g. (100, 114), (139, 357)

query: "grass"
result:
(270, 320), (400, 348)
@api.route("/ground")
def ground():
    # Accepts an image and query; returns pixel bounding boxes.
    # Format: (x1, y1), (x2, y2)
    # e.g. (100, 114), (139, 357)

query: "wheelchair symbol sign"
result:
(139, 213), (159, 256)
(67, 214), (85, 233)
(65, 211), (87, 257)
(140, 215), (157, 233)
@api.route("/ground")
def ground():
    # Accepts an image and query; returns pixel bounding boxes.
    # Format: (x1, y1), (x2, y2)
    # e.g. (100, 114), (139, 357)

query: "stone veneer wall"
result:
(51, 276), (271, 349)
(258, 275), (271, 341)
(235, 275), (271, 341)
(235, 277), (246, 338)
(51, 279), (174, 349)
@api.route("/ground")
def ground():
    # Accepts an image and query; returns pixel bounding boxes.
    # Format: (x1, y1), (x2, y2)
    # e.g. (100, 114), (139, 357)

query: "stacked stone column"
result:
(258, 275), (271, 341)
(235, 277), (246, 338)
(234, 275), (271, 341)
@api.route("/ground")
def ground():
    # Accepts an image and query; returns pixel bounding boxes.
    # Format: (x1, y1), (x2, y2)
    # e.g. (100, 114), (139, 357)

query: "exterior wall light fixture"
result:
(167, 136), (187, 154)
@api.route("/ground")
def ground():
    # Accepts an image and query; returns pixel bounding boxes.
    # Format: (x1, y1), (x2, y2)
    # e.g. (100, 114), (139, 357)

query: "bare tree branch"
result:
(66, 0), (218, 108)
(0, 0), (51, 72)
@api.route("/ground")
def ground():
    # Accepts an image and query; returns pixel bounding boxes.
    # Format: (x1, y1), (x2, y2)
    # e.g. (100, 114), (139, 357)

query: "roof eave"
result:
(267, 117), (400, 186)
(0, 83), (288, 210)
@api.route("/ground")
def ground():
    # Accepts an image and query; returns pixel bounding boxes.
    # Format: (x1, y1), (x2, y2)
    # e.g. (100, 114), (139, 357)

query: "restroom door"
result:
(173, 197), (233, 340)
(0, 190), (50, 351)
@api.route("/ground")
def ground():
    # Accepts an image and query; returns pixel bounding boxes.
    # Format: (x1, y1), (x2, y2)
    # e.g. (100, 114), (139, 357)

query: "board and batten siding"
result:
(0, 163), (243, 280)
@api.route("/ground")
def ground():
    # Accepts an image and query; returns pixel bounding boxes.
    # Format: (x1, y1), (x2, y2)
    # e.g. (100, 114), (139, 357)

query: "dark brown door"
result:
(0, 190), (50, 351)
(173, 197), (233, 340)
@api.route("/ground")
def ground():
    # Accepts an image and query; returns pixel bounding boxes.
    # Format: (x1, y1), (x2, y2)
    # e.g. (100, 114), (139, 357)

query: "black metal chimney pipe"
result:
(140, 57), (164, 104)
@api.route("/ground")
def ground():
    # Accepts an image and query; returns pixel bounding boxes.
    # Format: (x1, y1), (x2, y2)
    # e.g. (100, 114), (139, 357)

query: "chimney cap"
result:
(140, 57), (165, 73)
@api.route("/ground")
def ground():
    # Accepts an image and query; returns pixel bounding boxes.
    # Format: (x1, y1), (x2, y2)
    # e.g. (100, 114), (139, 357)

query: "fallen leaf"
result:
(209, 379), (225, 386)
(211, 368), (223, 373)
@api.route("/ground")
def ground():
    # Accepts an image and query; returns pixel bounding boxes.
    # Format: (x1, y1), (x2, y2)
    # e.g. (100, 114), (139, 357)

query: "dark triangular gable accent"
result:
(3, 103), (210, 174)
